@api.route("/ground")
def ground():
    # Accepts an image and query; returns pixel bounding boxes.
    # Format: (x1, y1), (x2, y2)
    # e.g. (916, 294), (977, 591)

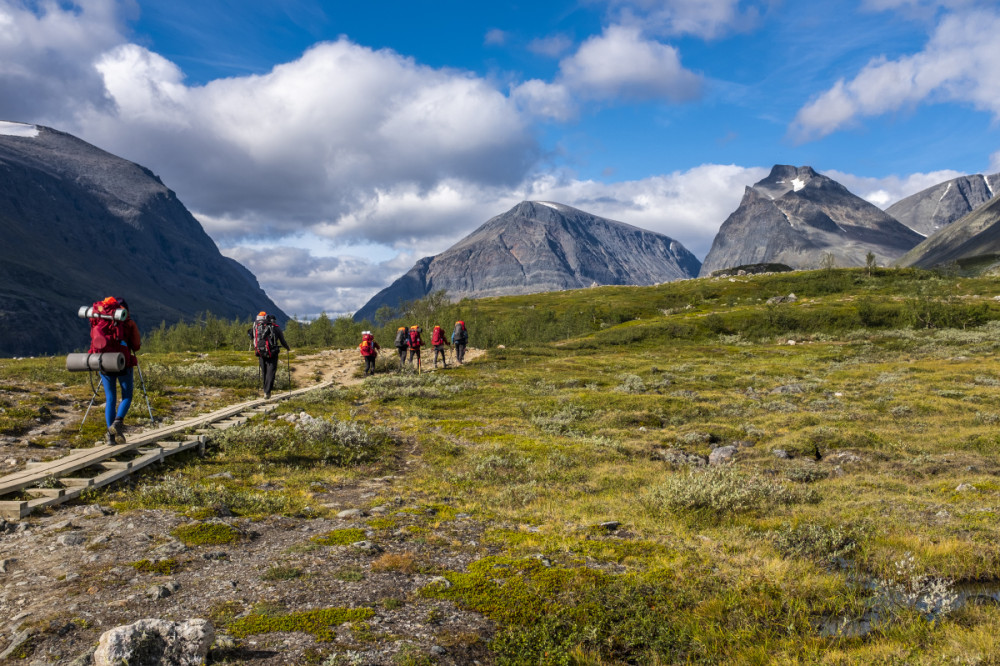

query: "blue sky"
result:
(2, 0), (999, 316)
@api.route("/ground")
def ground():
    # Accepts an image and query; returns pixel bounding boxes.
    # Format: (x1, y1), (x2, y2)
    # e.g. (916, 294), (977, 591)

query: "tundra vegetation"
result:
(5, 267), (1000, 663)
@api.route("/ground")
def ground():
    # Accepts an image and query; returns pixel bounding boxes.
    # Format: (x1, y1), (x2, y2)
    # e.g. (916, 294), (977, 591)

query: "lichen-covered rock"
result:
(709, 446), (737, 466)
(93, 618), (214, 666)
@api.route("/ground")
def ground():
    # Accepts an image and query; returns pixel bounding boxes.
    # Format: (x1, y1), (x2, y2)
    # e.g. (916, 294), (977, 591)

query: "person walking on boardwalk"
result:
(248, 312), (290, 399)
(87, 296), (141, 444)
(431, 325), (450, 368)
(451, 320), (468, 364)
(359, 330), (381, 376)
(407, 325), (424, 370)
(394, 326), (408, 370)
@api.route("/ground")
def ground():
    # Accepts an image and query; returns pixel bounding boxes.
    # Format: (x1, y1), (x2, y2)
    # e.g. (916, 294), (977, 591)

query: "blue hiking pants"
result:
(100, 367), (134, 428)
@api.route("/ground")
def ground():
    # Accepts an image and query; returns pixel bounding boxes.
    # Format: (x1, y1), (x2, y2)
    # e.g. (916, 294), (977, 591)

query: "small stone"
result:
(709, 446), (737, 466)
(337, 509), (365, 520)
(49, 520), (74, 531)
(0, 630), (34, 661)
(57, 532), (87, 547)
(0, 558), (15, 573)
(147, 585), (172, 599)
(431, 645), (448, 656)
(598, 521), (620, 531)
(956, 483), (977, 492)
(93, 619), (214, 666)
(351, 540), (383, 555)
(772, 449), (792, 459)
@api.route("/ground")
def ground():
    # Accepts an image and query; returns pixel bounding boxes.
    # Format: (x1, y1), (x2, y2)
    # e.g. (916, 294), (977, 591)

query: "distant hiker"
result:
(359, 330), (381, 376)
(87, 296), (141, 444)
(394, 326), (408, 369)
(407, 325), (424, 369)
(451, 320), (468, 364)
(431, 325), (450, 368)
(248, 312), (290, 399)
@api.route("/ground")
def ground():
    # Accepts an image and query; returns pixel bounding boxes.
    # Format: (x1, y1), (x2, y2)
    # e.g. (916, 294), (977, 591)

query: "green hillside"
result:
(5, 267), (1000, 663)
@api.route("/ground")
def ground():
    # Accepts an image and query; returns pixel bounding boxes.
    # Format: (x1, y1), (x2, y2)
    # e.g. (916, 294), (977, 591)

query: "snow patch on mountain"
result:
(0, 121), (39, 138)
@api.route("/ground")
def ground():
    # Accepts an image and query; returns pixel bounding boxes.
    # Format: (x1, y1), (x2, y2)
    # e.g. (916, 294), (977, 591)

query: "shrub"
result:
(643, 467), (818, 519)
(311, 528), (367, 546)
(171, 521), (243, 546)
(771, 522), (860, 562)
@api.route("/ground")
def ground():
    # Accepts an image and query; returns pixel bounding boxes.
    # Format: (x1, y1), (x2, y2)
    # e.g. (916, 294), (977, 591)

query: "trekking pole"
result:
(286, 349), (291, 393)
(79, 371), (101, 432)
(134, 358), (155, 424)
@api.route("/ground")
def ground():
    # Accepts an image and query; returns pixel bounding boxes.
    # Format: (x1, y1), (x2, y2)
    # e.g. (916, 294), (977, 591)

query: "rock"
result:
(147, 585), (173, 599)
(772, 449), (792, 459)
(337, 509), (366, 520)
(826, 451), (862, 465)
(431, 645), (448, 656)
(0, 558), (15, 573)
(57, 532), (87, 547)
(656, 448), (708, 467)
(0, 630), (34, 661)
(351, 540), (383, 555)
(93, 619), (214, 666)
(956, 483), (977, 492)
(709, 446), (737, 466)
(598, 521), (620, 531)
(427, 576), (452, 590)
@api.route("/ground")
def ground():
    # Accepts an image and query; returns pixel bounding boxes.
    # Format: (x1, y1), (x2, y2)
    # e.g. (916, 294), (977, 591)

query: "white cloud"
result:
(791, 8), (1000, 140)
(527, 33), (574, 58)
(510, 79), (576, 121)
(990, 150), (1000, 172)
(825, 168), (966, 207)
(604, 0), (765, 39)
(558, 25), (702, 102)
(484, 28), (507, 46)
(0, 0), (130, 123)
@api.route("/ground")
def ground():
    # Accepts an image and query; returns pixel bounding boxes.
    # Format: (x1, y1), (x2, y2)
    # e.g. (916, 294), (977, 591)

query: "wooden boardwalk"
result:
(0, 381), (334, 520)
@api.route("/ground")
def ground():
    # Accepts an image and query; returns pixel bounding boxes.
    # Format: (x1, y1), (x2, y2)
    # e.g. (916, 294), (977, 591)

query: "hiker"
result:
(87, 296), (141, 444)
(431, 325), (450, 368)
(451, 320), (469, 364)
(394, 326), (408, 369)
(248, 312), (290, 399)
(407, 325), (423, 368)
(359, 330), (381, 376)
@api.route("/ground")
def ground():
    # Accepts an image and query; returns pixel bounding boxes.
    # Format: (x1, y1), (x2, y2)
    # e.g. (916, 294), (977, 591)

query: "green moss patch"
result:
(171, 521), (242, 546)
(310, 528), (366, 546)
(227, 607), (375, 642)
(128, 558), (180, 575)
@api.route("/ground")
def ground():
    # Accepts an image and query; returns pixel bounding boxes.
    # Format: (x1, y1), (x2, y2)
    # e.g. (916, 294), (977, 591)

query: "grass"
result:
(11, 267), (1000, 663)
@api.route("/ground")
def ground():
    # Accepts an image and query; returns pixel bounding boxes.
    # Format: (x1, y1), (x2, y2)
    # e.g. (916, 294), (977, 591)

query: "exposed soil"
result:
(0, 348), (493, 665)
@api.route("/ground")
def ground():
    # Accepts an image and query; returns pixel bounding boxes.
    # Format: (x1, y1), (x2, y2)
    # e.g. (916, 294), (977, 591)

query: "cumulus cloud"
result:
(0, 0), (130, 123)
(558, 25), (701, 102)
(791, 8), (1000, 140)
(527, 33), (574, 58)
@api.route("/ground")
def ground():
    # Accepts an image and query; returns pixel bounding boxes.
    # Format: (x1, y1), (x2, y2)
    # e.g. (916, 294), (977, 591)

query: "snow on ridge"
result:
(0, 121), (39, 138)
(983, 174), (994, 199)
(791, 177), (805, 192)
(938, 182), (952, 202)
(536, 201), (566, 210)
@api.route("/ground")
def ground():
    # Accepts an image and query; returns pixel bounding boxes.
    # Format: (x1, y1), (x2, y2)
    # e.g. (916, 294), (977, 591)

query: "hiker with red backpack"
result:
(431, 325), (450, 368)
(451, 320), (468, 364)
(407, 325), (423, 370)
(359, 330), (381, 376)
(86, 296), (141, 444)
(248, 312), (290, 398)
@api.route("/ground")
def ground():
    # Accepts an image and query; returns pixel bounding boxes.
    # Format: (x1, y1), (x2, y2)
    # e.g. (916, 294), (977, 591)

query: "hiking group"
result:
(373, 320), (469, 373)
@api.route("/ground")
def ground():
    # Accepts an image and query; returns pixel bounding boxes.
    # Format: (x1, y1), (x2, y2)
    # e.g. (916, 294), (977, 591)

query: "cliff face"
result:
(887, 173), (1000, 237)
(354, 201), (701, 322)
(895, 195), (1000, 269)
(0, 122), (284, 356)
(700, 165), (923, 276)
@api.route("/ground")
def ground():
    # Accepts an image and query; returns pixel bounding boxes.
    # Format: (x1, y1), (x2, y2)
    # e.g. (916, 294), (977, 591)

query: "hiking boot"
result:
(112, 419), (124, 436)
(264, 391), (271, 399)
(106, 430), (116, 445)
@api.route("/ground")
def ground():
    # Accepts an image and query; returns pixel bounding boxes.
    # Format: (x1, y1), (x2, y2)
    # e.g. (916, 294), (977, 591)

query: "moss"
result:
(227, 607), (375, 642)
(128, 558), (180, 575)
(367, 517), (398, 530)
(422, 556), (687, 663)
(310, 528), (366, 546)
(261, 565), (303, 581)
(171, 521), (242, 546)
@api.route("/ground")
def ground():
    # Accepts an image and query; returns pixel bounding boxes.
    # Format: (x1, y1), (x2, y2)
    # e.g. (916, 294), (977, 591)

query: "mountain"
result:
(895, 194), (1000, 269)
(886, 173), (1000, 237)
(0, 121), (285, 357)
(699, 165), (923, 276)
(354, 201), (701, 322)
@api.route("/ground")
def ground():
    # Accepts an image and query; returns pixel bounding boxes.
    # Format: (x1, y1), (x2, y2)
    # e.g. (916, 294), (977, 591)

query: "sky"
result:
(2, 0), (1000, 318)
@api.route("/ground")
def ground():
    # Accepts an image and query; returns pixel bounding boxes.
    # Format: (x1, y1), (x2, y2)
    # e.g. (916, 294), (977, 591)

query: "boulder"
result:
(93, 619), (214, 666)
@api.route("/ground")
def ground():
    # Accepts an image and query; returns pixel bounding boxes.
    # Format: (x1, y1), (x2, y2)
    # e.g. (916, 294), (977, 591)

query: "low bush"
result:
(643, 467), (818, 519)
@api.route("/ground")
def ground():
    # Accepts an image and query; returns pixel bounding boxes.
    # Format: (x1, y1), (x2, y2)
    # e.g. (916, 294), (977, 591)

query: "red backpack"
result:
(408, 326), (422, 348)
(359, 332), (375, 356)
(88, 297), (125, 354)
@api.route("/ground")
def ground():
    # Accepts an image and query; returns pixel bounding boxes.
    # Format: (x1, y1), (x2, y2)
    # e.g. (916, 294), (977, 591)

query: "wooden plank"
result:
(0, 501), (29, 520)
(60, 478), (95, 488)
(24, 488), (65, 498)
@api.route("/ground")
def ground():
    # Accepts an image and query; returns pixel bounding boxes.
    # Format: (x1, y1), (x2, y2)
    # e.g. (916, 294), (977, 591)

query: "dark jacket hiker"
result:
(248, 312), (290, 398)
